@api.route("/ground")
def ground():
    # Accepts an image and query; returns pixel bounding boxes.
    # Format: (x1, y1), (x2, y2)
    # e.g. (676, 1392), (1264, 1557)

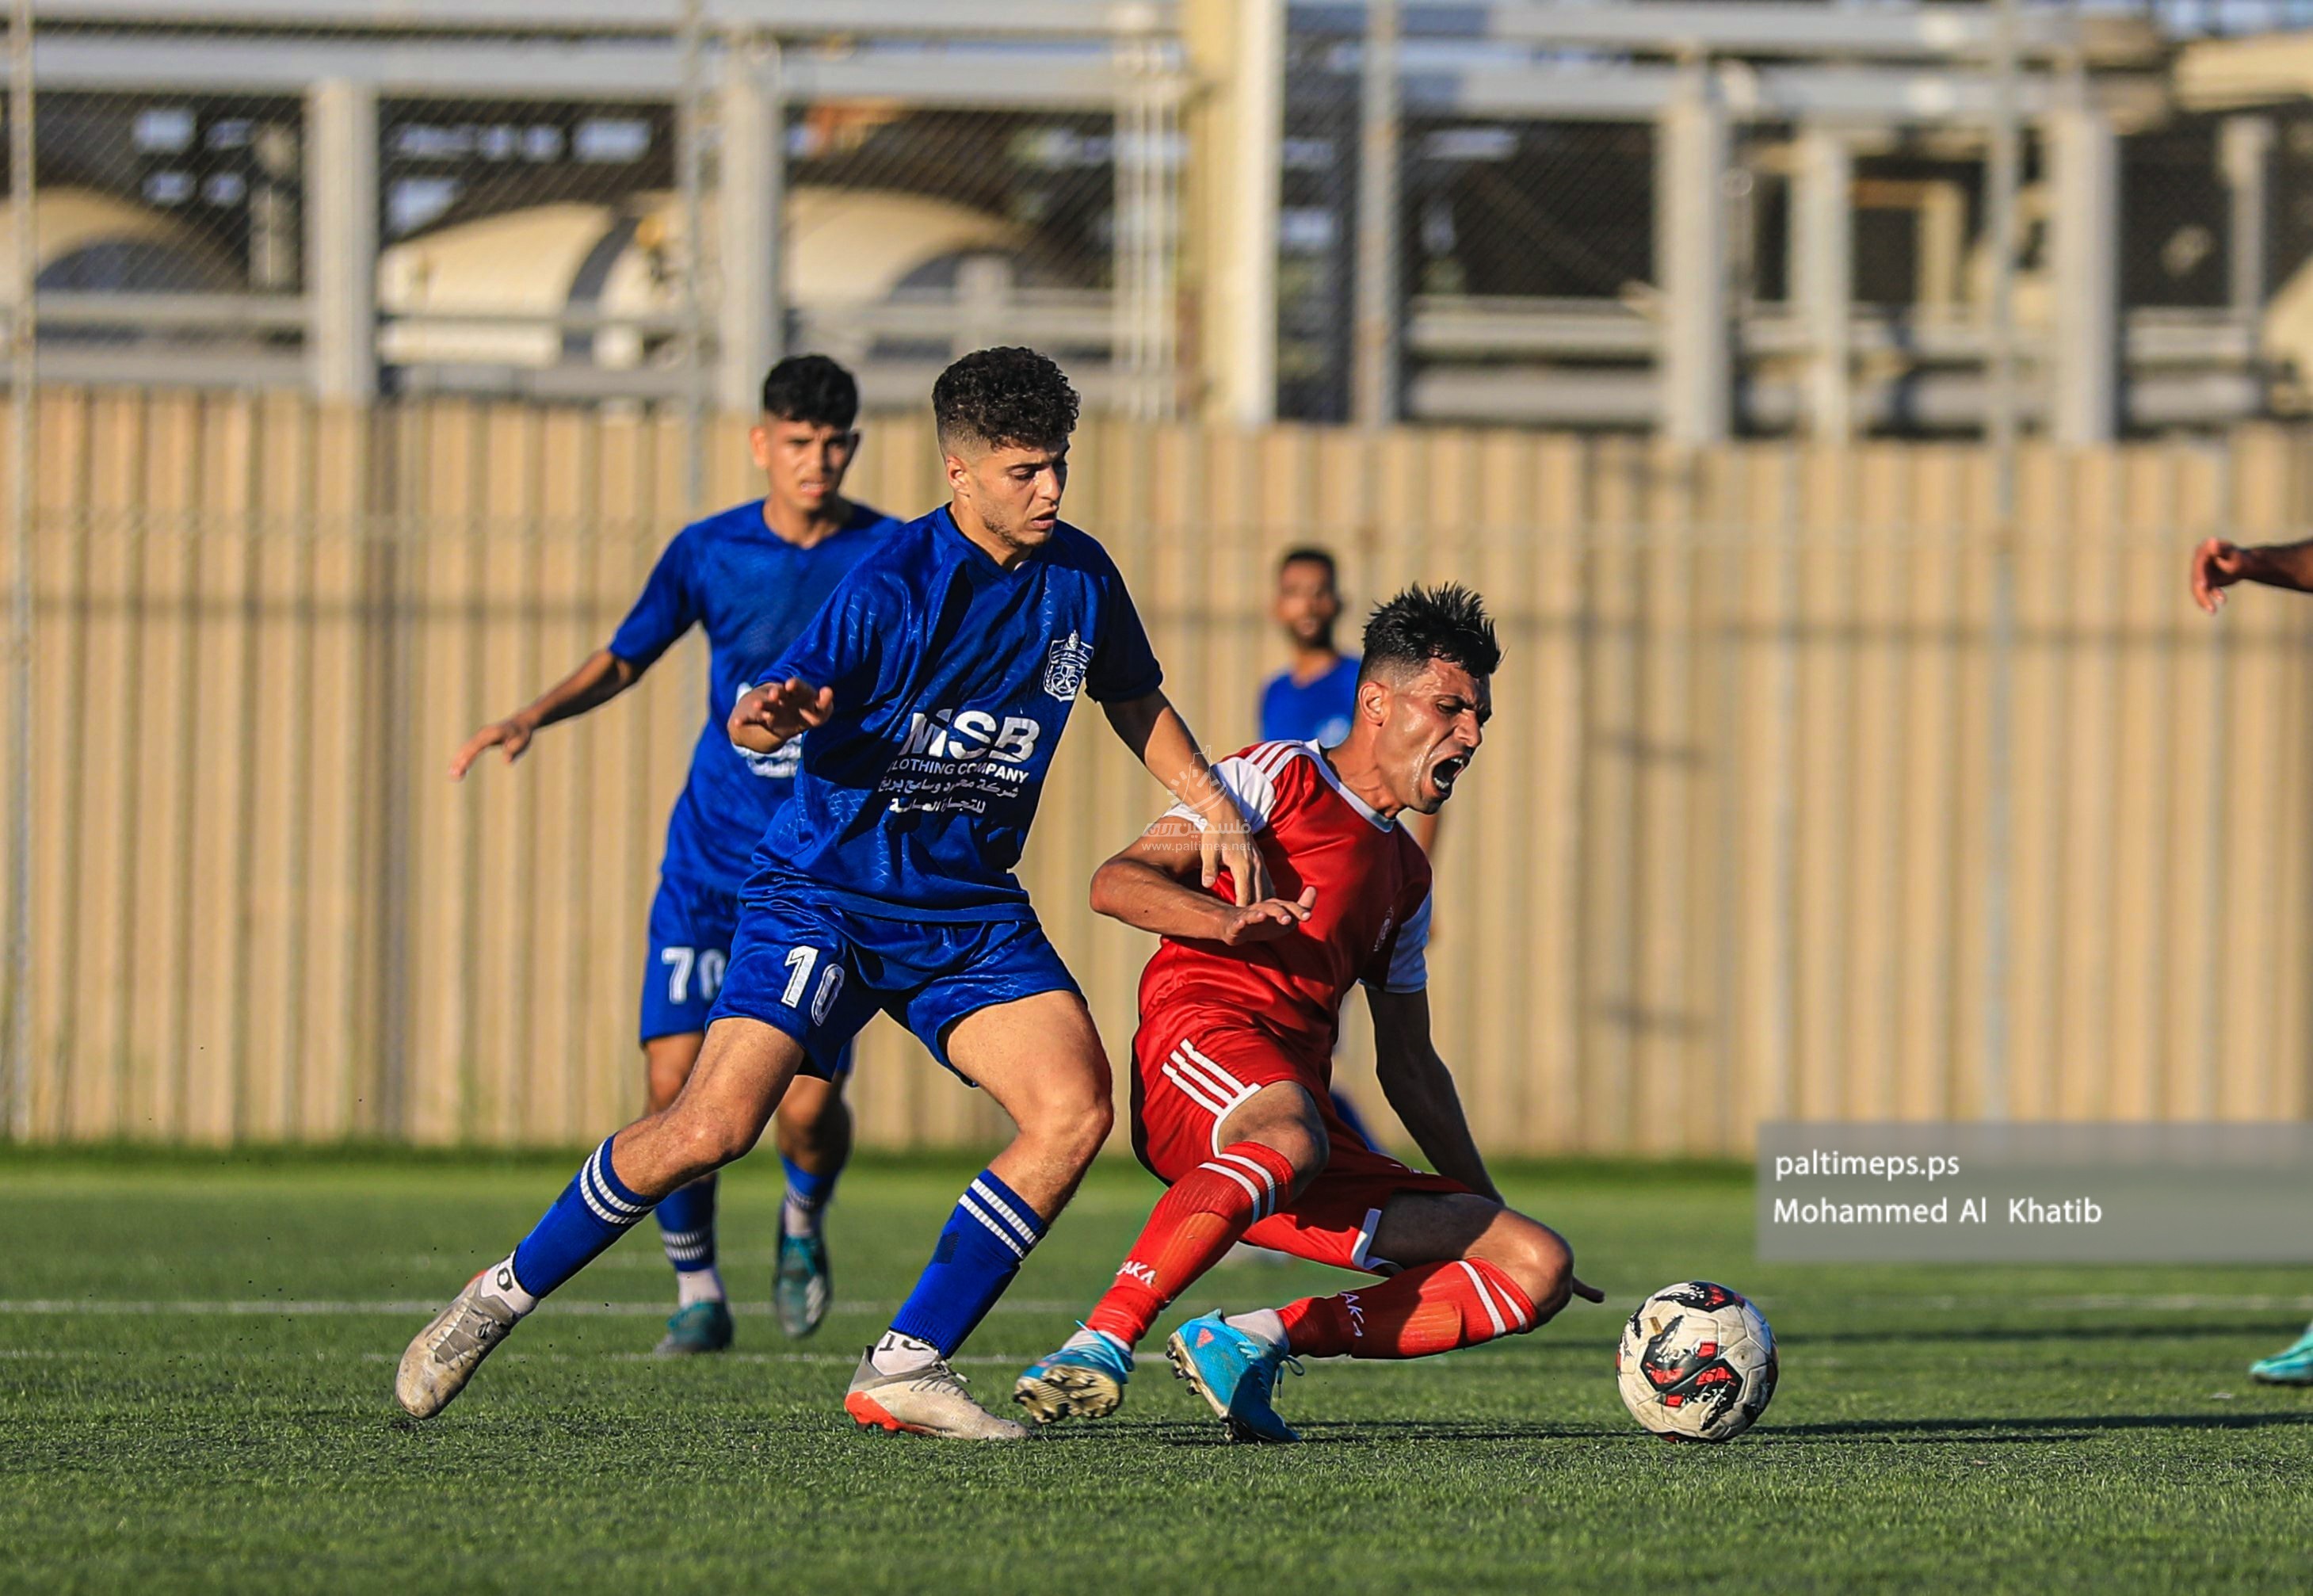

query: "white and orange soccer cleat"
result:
(843, 1350), (1029, 1440)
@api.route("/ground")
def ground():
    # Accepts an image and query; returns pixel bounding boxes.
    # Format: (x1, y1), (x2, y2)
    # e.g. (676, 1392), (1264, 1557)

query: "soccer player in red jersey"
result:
(1013, 582), (1600, 1441)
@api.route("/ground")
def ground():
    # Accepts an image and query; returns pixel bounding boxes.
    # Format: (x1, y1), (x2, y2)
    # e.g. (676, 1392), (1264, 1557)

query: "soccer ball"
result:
(1615, 1281), (1777, 1442)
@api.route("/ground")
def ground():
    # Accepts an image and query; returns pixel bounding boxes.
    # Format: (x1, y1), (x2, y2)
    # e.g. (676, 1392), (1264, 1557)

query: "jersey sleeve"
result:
(606, 531), (697, 670)
(1365, 883), (1433, 995)
(755, 562), (891, 705)
(1086, 557), (1163, 704)
(1159, 753), (1281, 834)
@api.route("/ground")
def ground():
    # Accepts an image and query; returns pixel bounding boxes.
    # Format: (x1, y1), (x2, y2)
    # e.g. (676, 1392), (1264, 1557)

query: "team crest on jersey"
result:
(1043, 630), (1096, 701)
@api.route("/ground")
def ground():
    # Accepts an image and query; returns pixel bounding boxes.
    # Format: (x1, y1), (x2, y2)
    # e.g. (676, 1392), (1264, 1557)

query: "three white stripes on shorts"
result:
(1162, 1040), (1261, 1156)
(958, 1176), (1040, 1260)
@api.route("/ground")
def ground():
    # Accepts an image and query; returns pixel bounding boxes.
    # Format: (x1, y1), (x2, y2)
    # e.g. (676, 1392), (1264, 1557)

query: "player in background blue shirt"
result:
(445, 356), (891, 1354)
(400, 348), (1272, 1440)
(1259, 546), (1362, 750)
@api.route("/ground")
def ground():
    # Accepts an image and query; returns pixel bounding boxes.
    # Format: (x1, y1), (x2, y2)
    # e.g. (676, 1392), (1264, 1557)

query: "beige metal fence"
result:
(6, 389), (2313, 1153)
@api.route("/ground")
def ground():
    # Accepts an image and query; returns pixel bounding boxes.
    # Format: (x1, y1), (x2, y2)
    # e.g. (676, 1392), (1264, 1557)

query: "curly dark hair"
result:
(1358, 582), (1502, 682)
(933, 346), (1081, 452)
(760, 354), (858, 428)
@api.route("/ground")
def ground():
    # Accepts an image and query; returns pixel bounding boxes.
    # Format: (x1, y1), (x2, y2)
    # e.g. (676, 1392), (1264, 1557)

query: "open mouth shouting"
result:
(1426, 750), (1472, 802)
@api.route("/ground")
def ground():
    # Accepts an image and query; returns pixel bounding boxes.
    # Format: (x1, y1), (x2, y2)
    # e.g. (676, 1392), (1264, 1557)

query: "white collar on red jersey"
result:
(1302, 740), (1395, 831)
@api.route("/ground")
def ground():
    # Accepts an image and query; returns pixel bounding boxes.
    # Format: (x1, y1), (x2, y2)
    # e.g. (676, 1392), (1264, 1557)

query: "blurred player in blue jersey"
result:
(399, 347), (1268, 1439)
(1260, 547), (1361, 750)
(445, 356), (892, 1354)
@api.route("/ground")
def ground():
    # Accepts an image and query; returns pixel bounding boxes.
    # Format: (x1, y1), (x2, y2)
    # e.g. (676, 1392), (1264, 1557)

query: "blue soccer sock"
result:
(781, 1153), (843, 1238)
(883, 1168), (1047, 1362)
(502, 1135), (656, 1304)
(656, 1174), (724, 1307)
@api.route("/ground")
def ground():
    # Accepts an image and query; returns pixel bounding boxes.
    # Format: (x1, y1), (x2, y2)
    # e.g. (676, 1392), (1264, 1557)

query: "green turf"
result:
(3, 1148), (2310, 1594)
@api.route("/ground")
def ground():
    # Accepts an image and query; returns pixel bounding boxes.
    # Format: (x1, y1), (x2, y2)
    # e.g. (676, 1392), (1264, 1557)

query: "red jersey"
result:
(1137, 739), (1433, 1060)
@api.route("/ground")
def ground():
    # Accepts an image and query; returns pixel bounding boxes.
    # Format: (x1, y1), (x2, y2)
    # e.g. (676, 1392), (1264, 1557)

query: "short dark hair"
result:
(933, 346), (1080, 453)
(761, 354), (858, 429)
(1359, 582), (1502, 683)
(1277, 546), (1338, 584)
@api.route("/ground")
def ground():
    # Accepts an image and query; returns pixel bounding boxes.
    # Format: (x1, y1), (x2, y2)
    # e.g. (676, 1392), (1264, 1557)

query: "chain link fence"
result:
(4, 6), (1185, 411)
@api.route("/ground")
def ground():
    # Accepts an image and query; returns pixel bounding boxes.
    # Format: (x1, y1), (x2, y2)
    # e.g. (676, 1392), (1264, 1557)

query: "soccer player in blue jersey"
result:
(399, 347), (1269, 1438)
(1260, 547), (1362, 750)
(445, 355), (891, 1353)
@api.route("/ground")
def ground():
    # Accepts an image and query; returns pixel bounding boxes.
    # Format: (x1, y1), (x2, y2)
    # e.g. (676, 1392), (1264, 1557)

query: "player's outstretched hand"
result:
(2192, 536), (2248, 613)
(449, 716), (536, 778)
(1201, 821), (1277, 907)
(1215, 887), (1318, 946)
(729, 676), (834, 752)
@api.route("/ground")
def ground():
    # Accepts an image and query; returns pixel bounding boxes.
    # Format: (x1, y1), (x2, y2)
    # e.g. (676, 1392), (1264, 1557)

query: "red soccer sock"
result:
(1084, 1142), (1298, 1348)
(1277, 1258), (1538, 1359)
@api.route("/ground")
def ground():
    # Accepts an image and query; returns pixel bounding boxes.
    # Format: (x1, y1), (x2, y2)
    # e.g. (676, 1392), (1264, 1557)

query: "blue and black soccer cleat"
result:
(1013, 1329), (1133, 1425)
(655, 1299), (735, 1356)
(776, 1231), (833, 1339)
(1165, 1310), (1302, 1444)
(2250, 1321), (2313, 1385)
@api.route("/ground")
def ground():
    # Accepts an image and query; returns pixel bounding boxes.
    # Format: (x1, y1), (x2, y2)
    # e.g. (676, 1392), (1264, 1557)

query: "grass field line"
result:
(0, 1344), (1445, 1377)
(0, 1346), (1043, 1368)
(7, 1291), (2313, 1318)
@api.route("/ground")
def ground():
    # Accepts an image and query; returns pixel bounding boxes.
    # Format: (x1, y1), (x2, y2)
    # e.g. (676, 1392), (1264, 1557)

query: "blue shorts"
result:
(643, 876), (856, 1076)
(708, 886), (1080, 1079)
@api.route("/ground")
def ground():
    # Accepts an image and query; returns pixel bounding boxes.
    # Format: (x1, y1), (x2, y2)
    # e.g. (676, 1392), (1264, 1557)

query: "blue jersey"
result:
(609, 498), (896, 894)
(751, 505), (1162, 922)
(1259, 655), (1360, 748)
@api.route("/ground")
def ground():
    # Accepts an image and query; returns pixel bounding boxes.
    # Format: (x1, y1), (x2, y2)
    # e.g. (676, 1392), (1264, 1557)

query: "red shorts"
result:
(1130, 1005), (1474, 1275)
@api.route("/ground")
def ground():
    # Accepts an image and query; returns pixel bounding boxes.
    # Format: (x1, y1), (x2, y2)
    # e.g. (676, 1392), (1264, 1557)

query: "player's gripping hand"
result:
(1213, 886), (1318, 946)
(2191, 536), (2250, 613)
(450, 714), (539, 778)
(729, 676), (834, 754)
(1200, 820), (1277, 907)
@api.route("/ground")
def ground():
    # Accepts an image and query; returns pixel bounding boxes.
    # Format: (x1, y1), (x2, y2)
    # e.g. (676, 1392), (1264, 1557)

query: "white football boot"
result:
(843, 1350), (1029, 1440)
(395, 1273), (519, 1419)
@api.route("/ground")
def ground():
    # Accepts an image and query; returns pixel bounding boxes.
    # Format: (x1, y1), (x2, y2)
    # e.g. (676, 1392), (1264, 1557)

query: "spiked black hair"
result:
(1358, 582), (1502, 682)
